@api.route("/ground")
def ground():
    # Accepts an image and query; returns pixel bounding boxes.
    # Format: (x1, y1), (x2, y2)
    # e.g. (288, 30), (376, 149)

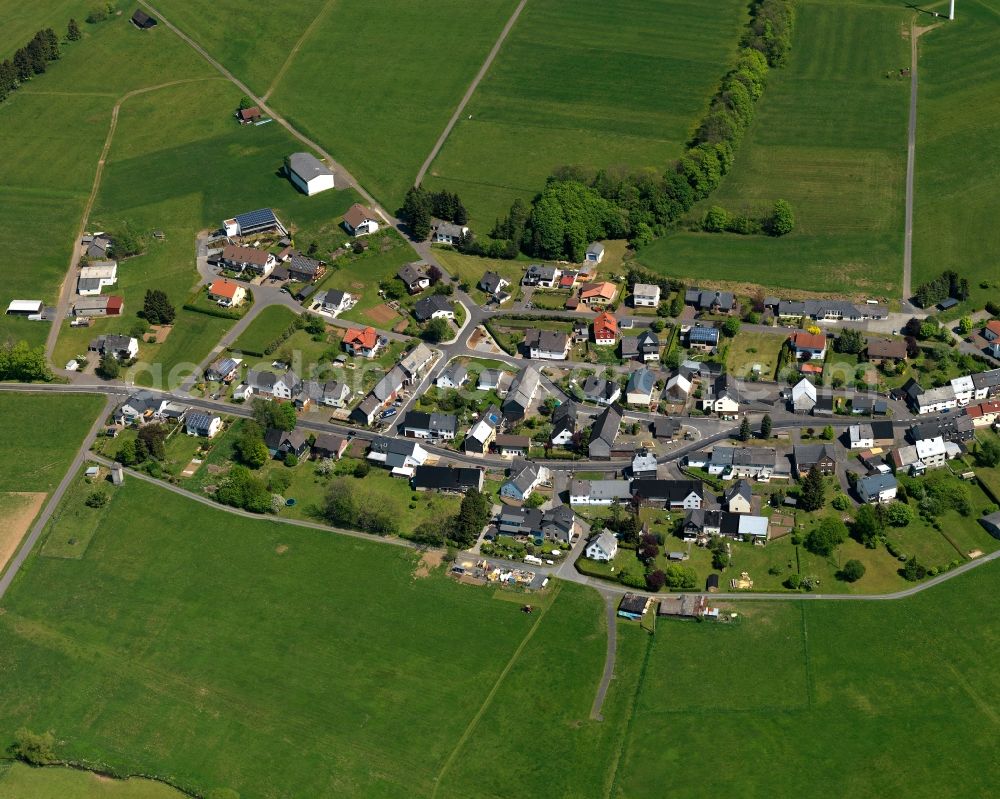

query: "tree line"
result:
(474, 0), (796, 262)
(0, 341), (52, 382)
(914, 270), (969, 309)
(701, 199), (794, 236)
(399, 186), (469, 241)
(0, 24), (72, 104)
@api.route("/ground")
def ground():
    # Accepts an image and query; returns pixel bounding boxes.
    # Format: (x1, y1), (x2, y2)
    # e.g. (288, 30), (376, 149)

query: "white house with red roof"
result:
(207, 280), (247, 307)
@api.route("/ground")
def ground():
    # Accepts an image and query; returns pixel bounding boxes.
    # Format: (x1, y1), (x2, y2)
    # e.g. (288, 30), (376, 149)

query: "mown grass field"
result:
(269, 0), (520, 211)
(424, 0), (749, 226)
(230, 305), (299, 356)
(912, 0), (1000, 305)
(637, 0), (911, 295)
(0, 393), (105, 492)
(0, 762), (183, 799)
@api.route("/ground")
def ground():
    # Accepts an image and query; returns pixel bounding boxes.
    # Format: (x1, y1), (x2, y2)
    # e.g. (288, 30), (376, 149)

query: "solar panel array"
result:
(234, 208), (278, 229)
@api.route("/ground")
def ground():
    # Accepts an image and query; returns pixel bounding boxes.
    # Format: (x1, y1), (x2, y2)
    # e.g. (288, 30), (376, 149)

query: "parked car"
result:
(380, 408), (398, 419)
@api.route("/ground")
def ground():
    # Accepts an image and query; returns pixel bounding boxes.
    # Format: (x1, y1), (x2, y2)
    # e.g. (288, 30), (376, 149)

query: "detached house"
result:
(789, 331), (828, 361)
(368, 437), (428, 473)
(793, 443), (837, 476)
(501, 460), (551, 502)
(550, 400), (578, 446)
(588, 404), (623, 459)
(702, 374), (740, 415)
(522, 264), (560, 288)
(866, 338), (908, 364)
(207, 280), (246, 307)
(464, 405), (502, 454)
(593, 312), (618, 346)
(402, 411), (457, 440)
(582, 376), (621, 406)
(585, 531), (618, 562)
(316, 289), (355, 317)
(632, 283), (661, 308)
(580, 281), (617, 306)
(89, 334), (138, 361)
(631, 480), (704, 510)
(523, 329), (570, 360)
(585, 242), (605, 264)
(245, 368), (301, 401)
(264, 428), (309, 460)
(343, 203), (380, 236)
(502, 366), (541, 421)
(626, 368), (656, 406)
(857, 473), (898, 504)
(432, 221), (469, 245)
(436, 363), (468, 389)
(414, 294), (454, 322)
(218, 244), (276, 277)
(397, 263), (430, 294)
(342, 326), (383, 359)
(479, 271), (511, 302)
(570, 479), (632, 506)
(724, 480), (753, 514)
(686, 325), (720, 351)
(685, 288), (737, 314)
(185, 412), (222, 439)
(790, 378), (817, 413)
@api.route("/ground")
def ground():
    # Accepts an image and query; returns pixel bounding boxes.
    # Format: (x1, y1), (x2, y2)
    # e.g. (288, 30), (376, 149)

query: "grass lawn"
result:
(230, 306), (299, 357)
(0, 393), (106, 492)
(432, 249), (526, 305)
(39, 466), (121, 560)
(724, 330), (788, 380)
(270, 0), (522, 212)
(912, 0), (1000, 307)
(0, 762), (184, 799)
(0, 477), (552, 798)
(636, 0), (911, 296)
(423, 0), (750, 226)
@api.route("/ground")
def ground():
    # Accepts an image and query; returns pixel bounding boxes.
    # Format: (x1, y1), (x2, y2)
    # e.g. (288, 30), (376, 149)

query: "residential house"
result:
(88, 334), (138, 361)
(77, 262), (118, 295)
(522, 264), (560, 288)
(185, 413), (222, 438)
(397, 263), (430, 294)
(865, 338), (908, 364)
(311, 432), (349, 460)
(342, 326), (384, 359)
(769, 298), (888, 322)
(582, 376), (621, 406)
(244, 368), (301, 401)
(222, 208), (287, 239)
(296, 380), (349, 410)
(479, 271), (511, 302)
(585, 531), (618, 561)
(620, 336), (640, 360)
(588, 404), (623, 459)
(691, 446), (775, 479)
(890, 445), (927, 476)
(626, 368), (656, 406)
(686, 325), (720, 351)
(984, 320), (1000, 342)
(83, 234), (112, 260)
(501, 460), (550, 502)
(909, 416), (974, 445)
(432, 221), (469, 245)
(724, 480), (753, 514)
(632, 283), (661, 308)
(790, 378), (817, 414)
(207, 280), (246, 307)
(914, 435), (948, 468)
(664, 371), (692, 404)
(966, 399), (1000, 428)
(632, 449), (658, 479)
(498, 506), (543, 538)
(789, 331), (828, 361)
(264, 428), (309, 459)
(851, 395), (889, 416)
(848, 423), (875, 450)
(349, 393), (384, 426)
(623, 330), (660, 362)
(286, 152), (334, 195)
(343, 203), (380, 236)
(494, 434), (530, 459)
(951, 375), (976, 406)
(436, 363), (468, 389)
(464, 405), (502, 454)
(972, 369), (1000, 399)
(793, 443), (837, 476)
(502, 366), (541, 422)
(414, 294), (454, 322)
(592, 312), (618, 346)
(218, 244), (276, 277)
(702, 374), (740, 415)
(399, 343), (434, 383)
(916, 385), (957, 415)
(550, 400), (578, 446)
(541, 505), (578, 544)
(236, 106), (260, 125)
(367, 437), (428, 472)
(632, 479), (704, 510)
(206, 357), (241, 383)
(316, 289), (355, 316)
(569, 479), (632, 506)
(897, 377), (924, 411)
(524, 328), (570, 360)
(685, 288), (736, 314)
(114, 391), (162, 425)
(618, 594), (650, 620)
(286, 252), (326, 283)
(579, 281), (617, 306)
(585, 242), (605, 264)
(477, 369), (507, 392)
(857, 473), (898, 504)
(652, 417), (680, 440)
(412, 465), (484, 493)
(402, 411), (457, 440)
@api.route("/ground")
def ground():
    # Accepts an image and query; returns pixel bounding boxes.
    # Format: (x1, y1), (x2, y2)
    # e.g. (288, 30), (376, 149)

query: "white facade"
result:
(585, 532), (618, 561)
(287, 153), (335, 196)
(917, 385), (957, 415)
(632, 283), (661, 307)
(914, 436), (947, 468)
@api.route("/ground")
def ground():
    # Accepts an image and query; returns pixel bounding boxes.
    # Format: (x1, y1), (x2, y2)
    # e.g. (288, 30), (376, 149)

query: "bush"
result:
(839, 559), (866, 583)
(11, 728), (57, 765)
(85, 490), (109, 508)
(784, 573), (802, 590)
(283, 453), (299, 467)
(831, 494), (850, 511)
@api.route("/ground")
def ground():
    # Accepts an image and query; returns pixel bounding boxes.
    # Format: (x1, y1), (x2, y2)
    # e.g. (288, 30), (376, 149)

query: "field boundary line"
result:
(262, 0), (337, 102)
(414, 0), (528, 186)
(43, 76), (226, 362)
(603, 631), (654, 799)
(430, 581), (561, 799)
(589, 591), (618, 720)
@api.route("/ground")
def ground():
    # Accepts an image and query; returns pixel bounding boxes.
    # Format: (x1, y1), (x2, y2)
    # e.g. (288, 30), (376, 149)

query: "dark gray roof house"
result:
(414, 294), (453, 322)
(588, 404), (623, 459)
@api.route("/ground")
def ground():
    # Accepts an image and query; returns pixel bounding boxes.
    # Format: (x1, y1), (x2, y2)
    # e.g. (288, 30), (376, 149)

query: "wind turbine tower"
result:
(949, 0), (955, 20)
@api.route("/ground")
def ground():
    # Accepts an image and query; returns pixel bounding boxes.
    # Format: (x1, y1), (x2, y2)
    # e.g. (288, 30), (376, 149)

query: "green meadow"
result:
(637, 0), (911, 295)
(912, 0), (1000, 304)
(424, 0), (749, 226)
(0, 762), (183, 799)
(0, 393), (105, 492)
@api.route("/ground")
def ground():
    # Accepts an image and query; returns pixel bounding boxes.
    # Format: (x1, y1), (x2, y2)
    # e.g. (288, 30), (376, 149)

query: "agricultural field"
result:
(0, 393), (106, 492)
(637, 0), (911, 295)
(270, 0), (522, 211)
(912, 0), (1000, 305)
(0, 762), (183, 799)
(0, 477), (570, 798)
(423, 0), (750, 226)
(616, 562), (1000, 798)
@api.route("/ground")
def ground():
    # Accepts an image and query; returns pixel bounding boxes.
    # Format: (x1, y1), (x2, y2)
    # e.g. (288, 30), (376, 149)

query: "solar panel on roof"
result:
(488, 412), (499, 424)
(234, 208), (277, 227)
